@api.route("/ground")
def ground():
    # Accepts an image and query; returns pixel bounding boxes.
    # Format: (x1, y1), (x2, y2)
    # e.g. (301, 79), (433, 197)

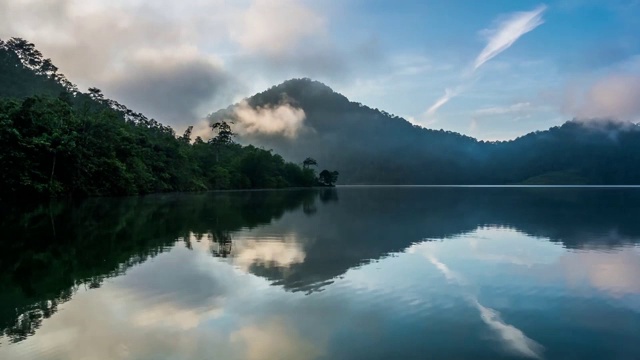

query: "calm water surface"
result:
(1, 187), (639, 359)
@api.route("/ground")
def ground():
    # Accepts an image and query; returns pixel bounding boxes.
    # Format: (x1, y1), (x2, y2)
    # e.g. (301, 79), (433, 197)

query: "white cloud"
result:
(426, 88), (459, 116)
(422, 5), (546, 119)
(190, 119), (214, 141)
(0, 0), (236, 128)
(563, 74), (640, 121)
(227, 99), (308, 139)
(0, 0), (338, 129)
(231, 0), (325, 58)
(469, 118), (479, 133)
(474, 5), (547, 71)
(474, 102), (534, 116)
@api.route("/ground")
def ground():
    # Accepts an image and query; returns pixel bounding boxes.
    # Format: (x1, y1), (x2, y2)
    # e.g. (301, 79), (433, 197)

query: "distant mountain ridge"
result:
(212, 78), (640, 185)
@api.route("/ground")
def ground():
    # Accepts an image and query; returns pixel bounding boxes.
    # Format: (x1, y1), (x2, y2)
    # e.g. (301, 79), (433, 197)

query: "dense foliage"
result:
(0, 38), (319, 199)
(220, 78), (640, 185)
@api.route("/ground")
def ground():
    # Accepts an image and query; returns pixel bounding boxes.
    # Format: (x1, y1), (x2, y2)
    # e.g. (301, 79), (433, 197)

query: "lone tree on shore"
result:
(318, 170), (339, 187)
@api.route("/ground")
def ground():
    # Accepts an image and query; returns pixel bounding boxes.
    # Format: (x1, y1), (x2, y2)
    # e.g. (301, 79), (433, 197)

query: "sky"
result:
(1, 0), (639, 140)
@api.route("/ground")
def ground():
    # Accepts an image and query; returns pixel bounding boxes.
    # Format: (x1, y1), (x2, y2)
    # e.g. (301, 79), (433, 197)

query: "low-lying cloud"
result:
(229, 100), (308, 139)
(563, 74), (640, 122)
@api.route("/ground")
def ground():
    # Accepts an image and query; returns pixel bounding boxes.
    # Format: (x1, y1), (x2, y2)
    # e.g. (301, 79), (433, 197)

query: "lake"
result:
(1, 187), (639, 360)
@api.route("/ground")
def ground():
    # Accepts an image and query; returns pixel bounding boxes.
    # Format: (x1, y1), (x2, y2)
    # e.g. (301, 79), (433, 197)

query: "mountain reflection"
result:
(1, 186), (640, 344)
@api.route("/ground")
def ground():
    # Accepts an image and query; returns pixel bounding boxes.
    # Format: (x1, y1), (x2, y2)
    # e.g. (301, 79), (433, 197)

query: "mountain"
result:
(211, 78), (640, 185)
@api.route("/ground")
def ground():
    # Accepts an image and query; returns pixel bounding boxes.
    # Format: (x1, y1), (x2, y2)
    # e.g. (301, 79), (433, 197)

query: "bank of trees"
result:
(0, 38), (327, 199)
(0, 95), (325, 198)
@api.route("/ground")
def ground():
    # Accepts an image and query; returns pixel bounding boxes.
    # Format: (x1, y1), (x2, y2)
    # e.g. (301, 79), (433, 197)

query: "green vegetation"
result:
(0, 38), (328, 199)
(318, 169), (339, 186)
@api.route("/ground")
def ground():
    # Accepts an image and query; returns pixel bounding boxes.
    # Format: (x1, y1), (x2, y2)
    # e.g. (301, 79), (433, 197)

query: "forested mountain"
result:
(3, 37), (639, 195)
(213, 78), (640, 184)
(0, 38), (320, 199)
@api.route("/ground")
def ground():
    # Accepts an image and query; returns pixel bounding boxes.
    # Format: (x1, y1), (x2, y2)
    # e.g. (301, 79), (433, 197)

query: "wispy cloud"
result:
(474, 5), (547, 71)
(426, 88), (458, 115)
(563, 74), (640, 122)
(422, 5), (547, 119)
(474, 102), (533, 116)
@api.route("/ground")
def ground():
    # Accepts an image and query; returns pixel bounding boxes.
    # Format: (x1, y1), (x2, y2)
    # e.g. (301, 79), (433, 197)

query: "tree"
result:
(302, 157), (317, 169)
(210, 120), (234, 163)
(180, 126), (193, 143)
(87, 87), (105, 102)
(318, 169), (339, 187)
(210, 121), (234, 145)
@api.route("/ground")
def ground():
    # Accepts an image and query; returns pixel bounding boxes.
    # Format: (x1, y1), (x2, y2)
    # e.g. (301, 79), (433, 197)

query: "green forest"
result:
(0, 38), (338, 199)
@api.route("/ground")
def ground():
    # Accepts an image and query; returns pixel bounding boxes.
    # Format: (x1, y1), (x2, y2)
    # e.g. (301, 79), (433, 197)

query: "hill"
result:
(0, 38), (318, 199)
(211, 78), (640, 184)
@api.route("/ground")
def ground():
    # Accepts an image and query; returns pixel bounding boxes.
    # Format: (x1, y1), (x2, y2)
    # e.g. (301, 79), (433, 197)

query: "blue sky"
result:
(1, 0), (639, 140)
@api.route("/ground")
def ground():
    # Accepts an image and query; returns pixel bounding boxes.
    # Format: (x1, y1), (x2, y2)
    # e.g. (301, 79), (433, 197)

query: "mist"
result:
(229, 100), (308, 139)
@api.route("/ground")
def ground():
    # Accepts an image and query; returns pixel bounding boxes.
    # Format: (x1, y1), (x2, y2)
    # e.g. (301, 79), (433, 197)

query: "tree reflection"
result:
(0, 189), (322, 343)
(210, 230), (233, 258)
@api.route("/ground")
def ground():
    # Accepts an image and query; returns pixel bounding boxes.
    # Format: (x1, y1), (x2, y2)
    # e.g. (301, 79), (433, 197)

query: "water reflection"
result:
(0, 189), (328, 344)
(1, 187), (640, 359)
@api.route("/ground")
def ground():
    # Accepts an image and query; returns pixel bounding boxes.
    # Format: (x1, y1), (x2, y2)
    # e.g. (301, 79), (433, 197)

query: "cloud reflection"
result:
(473, 299), (544, 359)
(418, 245), (545, 359)
(558, 248), (640, 296)
(232, 235), (306, 271)
(230, 319), (324, 360)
